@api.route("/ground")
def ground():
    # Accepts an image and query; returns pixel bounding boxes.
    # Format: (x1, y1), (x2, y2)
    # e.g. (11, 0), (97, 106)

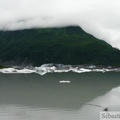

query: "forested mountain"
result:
(0, 26), (120, 66)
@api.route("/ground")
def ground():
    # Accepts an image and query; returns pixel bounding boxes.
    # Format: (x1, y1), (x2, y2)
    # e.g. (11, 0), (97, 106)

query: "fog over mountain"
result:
(0, 0), (120, 49)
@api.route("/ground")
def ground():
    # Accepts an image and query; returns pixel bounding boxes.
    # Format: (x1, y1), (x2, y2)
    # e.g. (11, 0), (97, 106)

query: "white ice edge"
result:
(0, 64), (120, 75)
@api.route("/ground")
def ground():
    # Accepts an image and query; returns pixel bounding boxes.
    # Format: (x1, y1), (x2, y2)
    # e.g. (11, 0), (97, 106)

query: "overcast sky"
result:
(0, 0), (120, 49)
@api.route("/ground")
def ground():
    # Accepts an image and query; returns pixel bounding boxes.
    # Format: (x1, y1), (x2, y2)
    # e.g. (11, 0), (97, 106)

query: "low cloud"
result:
(0, 0), (120, 49)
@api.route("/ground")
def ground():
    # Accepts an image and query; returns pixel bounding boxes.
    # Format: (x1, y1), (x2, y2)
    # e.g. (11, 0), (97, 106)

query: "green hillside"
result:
(0, 26), (120, 66)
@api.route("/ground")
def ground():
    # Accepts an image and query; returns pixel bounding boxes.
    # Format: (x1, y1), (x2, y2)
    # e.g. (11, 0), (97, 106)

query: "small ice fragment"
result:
(59, 80), (71, 83)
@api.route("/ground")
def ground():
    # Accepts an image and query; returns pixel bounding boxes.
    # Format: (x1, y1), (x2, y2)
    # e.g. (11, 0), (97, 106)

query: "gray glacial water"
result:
(0, 72), (120, 120)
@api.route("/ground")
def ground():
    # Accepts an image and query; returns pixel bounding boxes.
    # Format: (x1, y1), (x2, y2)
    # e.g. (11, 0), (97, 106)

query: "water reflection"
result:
(79, 86), (120, 120)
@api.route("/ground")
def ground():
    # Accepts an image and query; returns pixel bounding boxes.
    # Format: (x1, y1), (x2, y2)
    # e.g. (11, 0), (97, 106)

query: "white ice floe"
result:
(72, 68), (92, 73)
(0, 68), (35, 74)
(93, 68), (111, 73)
(59, 80), (71, 83)
(0, 64), (120, 75)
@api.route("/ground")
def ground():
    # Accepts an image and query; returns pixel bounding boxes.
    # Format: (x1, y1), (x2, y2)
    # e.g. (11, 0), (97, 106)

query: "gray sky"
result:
(0, 0), (120, 49)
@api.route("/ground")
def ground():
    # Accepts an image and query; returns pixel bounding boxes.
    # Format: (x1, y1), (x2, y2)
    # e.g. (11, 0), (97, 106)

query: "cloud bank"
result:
(0, 0), (120, 49)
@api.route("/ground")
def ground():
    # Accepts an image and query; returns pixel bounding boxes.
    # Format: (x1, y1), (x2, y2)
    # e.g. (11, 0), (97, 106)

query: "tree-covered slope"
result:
(0, 26), (120, 66)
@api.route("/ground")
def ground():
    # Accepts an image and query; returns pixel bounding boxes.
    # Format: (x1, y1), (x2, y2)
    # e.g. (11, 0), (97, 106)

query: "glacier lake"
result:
(0, 72), (120, 120)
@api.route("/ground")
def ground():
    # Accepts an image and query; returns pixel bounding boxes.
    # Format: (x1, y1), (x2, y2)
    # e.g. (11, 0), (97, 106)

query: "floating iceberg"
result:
(59, 80), (71, 83)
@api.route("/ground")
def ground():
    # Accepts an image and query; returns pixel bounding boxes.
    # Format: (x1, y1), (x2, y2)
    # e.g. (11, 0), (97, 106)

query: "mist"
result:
(1, 0), (120, 49)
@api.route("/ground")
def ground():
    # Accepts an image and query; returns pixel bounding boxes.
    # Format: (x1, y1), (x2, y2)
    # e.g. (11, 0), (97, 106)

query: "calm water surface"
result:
(0, 72), (120, 120)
